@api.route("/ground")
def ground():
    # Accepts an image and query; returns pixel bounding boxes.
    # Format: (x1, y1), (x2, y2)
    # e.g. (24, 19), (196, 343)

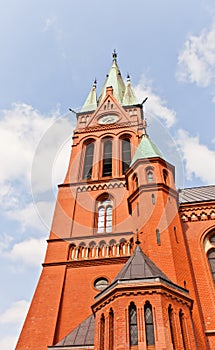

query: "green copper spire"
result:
(81, 79), (97, 112)
(130, 133), (164, 166)
(122, 74), (138, 106)
(98, 51), (125, 105)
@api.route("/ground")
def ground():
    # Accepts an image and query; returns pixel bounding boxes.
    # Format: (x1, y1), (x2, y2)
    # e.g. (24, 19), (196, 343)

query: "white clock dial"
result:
(98, 114), (119, 125)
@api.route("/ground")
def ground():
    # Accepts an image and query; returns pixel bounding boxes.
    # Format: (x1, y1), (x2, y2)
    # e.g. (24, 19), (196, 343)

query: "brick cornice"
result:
(92, 283), (193, 312)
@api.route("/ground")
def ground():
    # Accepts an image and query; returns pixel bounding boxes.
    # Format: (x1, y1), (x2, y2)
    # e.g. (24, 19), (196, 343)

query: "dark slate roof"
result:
(178, 185), (215, 204)
(112, 244), (171, 282)
(55, 314), (94, 347)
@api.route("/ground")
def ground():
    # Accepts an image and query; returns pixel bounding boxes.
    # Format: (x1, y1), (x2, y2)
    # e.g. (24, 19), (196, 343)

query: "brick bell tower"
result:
(16, 53), (204, 350)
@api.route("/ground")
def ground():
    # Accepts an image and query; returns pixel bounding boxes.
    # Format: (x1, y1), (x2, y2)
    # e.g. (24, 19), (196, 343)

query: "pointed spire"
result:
(122, 73), (138, 106)
(98, 51), (125, 105)
(130, 133), (164, 166)
(81, 79), (97, 112)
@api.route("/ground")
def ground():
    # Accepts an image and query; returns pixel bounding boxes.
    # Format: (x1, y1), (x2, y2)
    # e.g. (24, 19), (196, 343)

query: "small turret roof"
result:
(81, 80), (97, 112)
(122, 74), (138, 106)
(130, 133), (164, 166)
(113, 244), (170, 282)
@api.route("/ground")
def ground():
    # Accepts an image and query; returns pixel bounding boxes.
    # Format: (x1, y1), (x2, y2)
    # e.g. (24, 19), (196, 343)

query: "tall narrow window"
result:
(144, 302), (155, 346)
(156, 229), (161, 245)
(132, 174), (138, 191)
(151, 194), (155, 205)
(179, 310), (188, 350)
(100, 314), (105, 350)
(168, 305), (176, 350)
(97, 196), (113, 234)
(129, 302), (138, 346)
(122, 138), (131, 174)
(103, 139), (112, 177)
(208, 249), (215, 283)
(163, 169), (168, 184)
(109, 309), (114, 350)
(82, 141), (94, 179)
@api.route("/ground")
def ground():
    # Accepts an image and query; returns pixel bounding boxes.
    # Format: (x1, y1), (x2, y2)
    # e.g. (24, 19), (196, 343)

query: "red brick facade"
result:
(16, 55), (215, 350)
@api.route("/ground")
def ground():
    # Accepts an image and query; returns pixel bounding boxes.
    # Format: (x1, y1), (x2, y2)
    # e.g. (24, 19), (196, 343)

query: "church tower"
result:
(16, 53), (209, 350)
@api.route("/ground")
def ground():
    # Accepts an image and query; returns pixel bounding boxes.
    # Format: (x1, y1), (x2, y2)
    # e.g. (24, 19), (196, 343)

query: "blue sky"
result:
(1, 0), (215, 348)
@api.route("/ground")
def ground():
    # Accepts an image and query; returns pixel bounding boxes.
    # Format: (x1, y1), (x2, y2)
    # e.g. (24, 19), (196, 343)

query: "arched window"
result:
(129, 302), (138, 346)
(109, 309), (114, 350)
(208, 249), (215, 283)
(144, 302), (155, 346)
(132, 173), (138, 191)
(151, 194), (155, 205)
(121, 137), (131, 174)
(82, 141), (94, 179)
(179, 310), (188, 350)
(103, 139), (112, 177)
(156, 229), (161, 245)
(168, 305), (176, 350)
(204, 231), (215, 284)
(97, 196), (113, 234)
(163, 169), (168, 184)
(100, 314), (105, 350)
(147, 171), (154, 183)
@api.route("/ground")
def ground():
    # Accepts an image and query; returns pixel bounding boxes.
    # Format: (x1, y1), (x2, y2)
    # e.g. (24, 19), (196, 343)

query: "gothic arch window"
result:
(82, 140), (95, 179)
(208, 249), (215, 283)
(132, 173), (138, 191)
(204, 230), (215, 284)
(179, 310), (188, 350)
(109, 308), (114, 350)
(102, 139), (112, 177)
(121, 137), (131, 174)
(163, 169), (168, 184)
(96, 195), (113, 234)
(144, 302), (155, 346)
(168, 305), (176, 350)
(129, 302), (138, 346)
(146, 166), (154, 183)
(156, 229), (161, 245)
(100, 314), (105, 350)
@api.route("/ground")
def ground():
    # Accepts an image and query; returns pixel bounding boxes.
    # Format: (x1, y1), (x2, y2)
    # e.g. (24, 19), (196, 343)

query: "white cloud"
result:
(134, 76), (176, 127)
(176, 129), (215, 184)
(176, 22), (215, 87)
(0, 103), (57, 185)
(7, 237), (47, 267)
(0, 300), (29, 324)
(0, 103), (73, 232)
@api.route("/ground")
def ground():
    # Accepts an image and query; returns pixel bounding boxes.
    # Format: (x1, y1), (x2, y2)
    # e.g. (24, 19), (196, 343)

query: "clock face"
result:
(98, 114), (119, 125)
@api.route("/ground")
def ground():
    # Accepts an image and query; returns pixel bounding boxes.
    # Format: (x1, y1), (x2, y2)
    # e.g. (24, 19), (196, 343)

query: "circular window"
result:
(94, 277), (109, 291)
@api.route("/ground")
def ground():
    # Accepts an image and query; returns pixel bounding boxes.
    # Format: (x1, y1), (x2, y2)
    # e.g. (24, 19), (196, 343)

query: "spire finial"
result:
(135, 228), (141, 245)
(93, 78), (97, 88)
(127, 73), (130, 82)
(112, 49), (117, 61)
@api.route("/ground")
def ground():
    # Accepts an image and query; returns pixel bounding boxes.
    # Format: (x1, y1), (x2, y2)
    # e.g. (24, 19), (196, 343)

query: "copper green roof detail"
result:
(81, 80), (97, 112)
(98, 53), (125, 105)
(130, 134), (164, 166)
(122, 74), (138, 106)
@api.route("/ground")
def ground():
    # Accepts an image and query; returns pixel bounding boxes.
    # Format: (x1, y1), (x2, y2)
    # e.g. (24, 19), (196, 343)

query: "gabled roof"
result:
(179, 185), (215, 204)
(112, 244), (170, 282)
(130, 134), (164, 166)
(53, 314), (94, 347)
